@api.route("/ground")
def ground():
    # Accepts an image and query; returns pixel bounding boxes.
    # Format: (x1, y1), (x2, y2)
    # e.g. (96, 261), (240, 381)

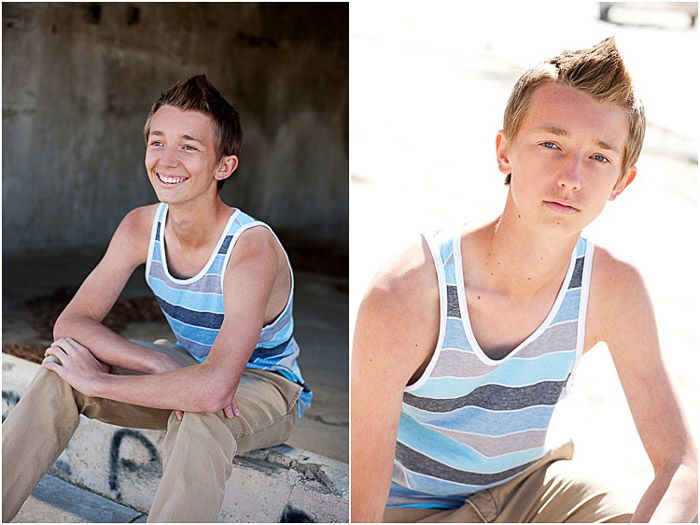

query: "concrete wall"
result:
(2, 3), (348, 255)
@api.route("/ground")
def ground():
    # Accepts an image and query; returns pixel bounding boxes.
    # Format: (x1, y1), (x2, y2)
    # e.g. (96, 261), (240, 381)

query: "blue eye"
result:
(542, 141), (559, 149)
(183, 145), (197, 151)
(150, 140), (163, 147)
(591, 154), (610, 163)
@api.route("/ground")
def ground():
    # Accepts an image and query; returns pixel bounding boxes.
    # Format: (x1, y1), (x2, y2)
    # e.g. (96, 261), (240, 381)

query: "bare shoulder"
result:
(365, 236), (437, 312)
(587, 244), (652, 349)
(102, 204), (159, 268)
(590, 245), (647, 301)
(232, 224), (278, 260)
(354, 235), (440, 386)
(117, 204), (158, 243)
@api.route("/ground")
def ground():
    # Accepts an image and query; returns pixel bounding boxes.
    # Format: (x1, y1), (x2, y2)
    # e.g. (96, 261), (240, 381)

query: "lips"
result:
(543, 200), (579, 214)
(156, 172), (188, 186)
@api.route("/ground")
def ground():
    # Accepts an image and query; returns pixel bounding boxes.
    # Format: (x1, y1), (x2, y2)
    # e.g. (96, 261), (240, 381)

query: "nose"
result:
(155, 146), (179, 169)
(557, 154), (582, 191)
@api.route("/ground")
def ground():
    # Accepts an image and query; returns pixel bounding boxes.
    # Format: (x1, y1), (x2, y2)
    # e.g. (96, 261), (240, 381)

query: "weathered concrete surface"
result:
(2, 3), (348, 255)
(3, 353), (348, 523)
(12, 473), (146, 523)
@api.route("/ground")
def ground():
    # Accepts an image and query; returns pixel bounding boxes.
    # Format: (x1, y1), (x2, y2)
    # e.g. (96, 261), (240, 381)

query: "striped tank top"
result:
(387, 229), (593, 508)
(145, 203), (312, 418)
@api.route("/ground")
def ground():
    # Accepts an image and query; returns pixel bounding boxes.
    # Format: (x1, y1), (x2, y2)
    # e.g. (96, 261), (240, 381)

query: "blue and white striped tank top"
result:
(387, 229), (593, 508)
(145, 203), (312, 418)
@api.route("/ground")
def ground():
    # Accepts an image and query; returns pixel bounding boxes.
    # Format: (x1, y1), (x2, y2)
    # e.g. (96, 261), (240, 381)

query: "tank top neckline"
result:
(158, 203), (240, 285)
(453, 233), (580, 366)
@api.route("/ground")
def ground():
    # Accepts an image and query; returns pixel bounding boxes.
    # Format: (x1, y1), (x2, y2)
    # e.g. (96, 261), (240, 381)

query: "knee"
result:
(165, 411), (238, 449)
(544, 461), (635, 520)
(28, 366), (73, 396)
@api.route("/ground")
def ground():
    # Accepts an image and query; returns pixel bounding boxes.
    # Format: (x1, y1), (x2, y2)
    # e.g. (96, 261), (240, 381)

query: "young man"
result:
(351, 38), (697, 523)
(3, 75), (312, 522)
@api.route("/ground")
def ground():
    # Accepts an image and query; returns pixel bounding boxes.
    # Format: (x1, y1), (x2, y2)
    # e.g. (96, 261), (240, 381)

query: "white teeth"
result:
(157, 173), (187, 184)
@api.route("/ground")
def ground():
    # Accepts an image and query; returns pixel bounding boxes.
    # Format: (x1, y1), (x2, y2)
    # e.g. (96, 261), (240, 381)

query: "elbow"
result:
(200, 390), (234, 414)
(197, 368), (238, 414)
(200, 393), (226, 414)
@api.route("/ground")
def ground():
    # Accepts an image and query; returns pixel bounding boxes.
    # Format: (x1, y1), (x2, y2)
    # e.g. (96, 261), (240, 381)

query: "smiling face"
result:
(496, 82), (636, 235)
(145, 105), (237, 206)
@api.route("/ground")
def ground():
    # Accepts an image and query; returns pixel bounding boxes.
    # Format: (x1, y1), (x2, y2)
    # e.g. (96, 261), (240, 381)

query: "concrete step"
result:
(2, 353), (348, 523)
(13, 473), (147, 523)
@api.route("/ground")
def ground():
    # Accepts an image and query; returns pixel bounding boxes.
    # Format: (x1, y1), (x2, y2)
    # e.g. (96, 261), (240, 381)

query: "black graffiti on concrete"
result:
(2, 390), (21, 422)
(54, 459), (73, 478)
(108, 428), (161, 501)
(280, 505), (316, 523)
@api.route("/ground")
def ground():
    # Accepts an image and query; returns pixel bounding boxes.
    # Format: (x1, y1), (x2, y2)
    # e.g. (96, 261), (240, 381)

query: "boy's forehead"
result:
(521, 83), (628, 146)
(149, 105), (215, 140)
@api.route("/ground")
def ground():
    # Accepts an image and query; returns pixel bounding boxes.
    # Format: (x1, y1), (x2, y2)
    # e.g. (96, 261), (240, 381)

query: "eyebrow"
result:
(534, 125), (620, 153)
(149, 130), (204, 144)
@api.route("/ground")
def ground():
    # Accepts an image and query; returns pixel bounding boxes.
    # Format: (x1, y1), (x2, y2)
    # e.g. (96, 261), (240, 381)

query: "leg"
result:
(1, 339), (188, 522)
(2, 366), (81, 522)
(493, 459), (634, 523)
(383, 506), (483, 522)
(148, 368), (302, 523)
(488, 441), (633, 523)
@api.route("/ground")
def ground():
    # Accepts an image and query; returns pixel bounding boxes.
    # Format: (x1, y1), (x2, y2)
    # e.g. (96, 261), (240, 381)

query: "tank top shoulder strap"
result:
(217, 211), (295, 296)
(145, 203), (167, 279)
(422, 227), (462, 317)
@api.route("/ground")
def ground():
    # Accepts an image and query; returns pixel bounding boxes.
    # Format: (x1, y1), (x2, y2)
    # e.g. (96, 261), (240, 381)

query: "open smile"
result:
(543, 200), (579, 215)
(156, 172), (189, 187)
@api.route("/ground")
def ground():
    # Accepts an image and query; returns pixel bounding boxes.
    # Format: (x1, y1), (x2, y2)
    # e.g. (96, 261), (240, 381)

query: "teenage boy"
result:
(3, 75), (312, 523)
(352, 38), (697, 523)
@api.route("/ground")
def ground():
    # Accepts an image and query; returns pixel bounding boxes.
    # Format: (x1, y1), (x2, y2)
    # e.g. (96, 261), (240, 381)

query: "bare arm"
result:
(45, 227), (282, 413)
(51, 205), (179, 374)
(592, 251), (697, 522)
(351, 239), (439, 522)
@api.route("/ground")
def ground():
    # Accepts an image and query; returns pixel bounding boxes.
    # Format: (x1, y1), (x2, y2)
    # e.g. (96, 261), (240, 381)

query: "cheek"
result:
(144, 151), (155, 170)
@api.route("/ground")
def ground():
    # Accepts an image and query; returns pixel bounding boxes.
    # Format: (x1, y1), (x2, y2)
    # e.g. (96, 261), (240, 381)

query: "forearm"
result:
(632, 460), (698, 522)
(93, 360), (245, 413)
(53, 314), (163, 373)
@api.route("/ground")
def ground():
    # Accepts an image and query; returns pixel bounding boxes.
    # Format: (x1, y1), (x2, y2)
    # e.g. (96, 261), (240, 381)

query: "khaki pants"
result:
(383, 441), (633, 523)
(2, 340), (302, 523)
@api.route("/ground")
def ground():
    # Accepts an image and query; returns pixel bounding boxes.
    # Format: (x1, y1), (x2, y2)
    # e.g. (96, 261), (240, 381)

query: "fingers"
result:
(175, 401), (241, 421)
(42, 354), (63, 366)
(223, 398), (241, 419)
(42, 355), (65, 377)
(47, 338), (89, 355)
(44, 345), (68, 362)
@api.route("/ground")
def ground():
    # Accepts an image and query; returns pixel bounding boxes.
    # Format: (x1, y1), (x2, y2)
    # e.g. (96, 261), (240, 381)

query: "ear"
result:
(495, 131), (511, 175)
(215, 155), (239, 182)
(609, 165), (636, 201)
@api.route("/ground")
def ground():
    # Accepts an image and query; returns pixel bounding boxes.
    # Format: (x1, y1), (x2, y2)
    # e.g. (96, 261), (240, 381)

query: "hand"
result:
(43, 338), (109, 396)
(175, 398), (241, 421)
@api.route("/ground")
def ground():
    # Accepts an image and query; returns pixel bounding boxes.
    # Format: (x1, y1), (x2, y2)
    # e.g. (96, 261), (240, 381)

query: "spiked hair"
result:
(502, 37), (645, 184)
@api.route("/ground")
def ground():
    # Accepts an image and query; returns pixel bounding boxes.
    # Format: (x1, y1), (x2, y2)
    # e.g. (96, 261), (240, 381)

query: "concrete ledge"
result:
(2, 353), (348, 523)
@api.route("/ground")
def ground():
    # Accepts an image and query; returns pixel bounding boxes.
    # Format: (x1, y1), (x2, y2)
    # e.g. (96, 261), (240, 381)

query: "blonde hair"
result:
(502, 37), (645, 184)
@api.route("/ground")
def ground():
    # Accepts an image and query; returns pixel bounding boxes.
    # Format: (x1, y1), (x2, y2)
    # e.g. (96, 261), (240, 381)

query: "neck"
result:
(166, 196), (231, 249)
(476, 197), (580, 298)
